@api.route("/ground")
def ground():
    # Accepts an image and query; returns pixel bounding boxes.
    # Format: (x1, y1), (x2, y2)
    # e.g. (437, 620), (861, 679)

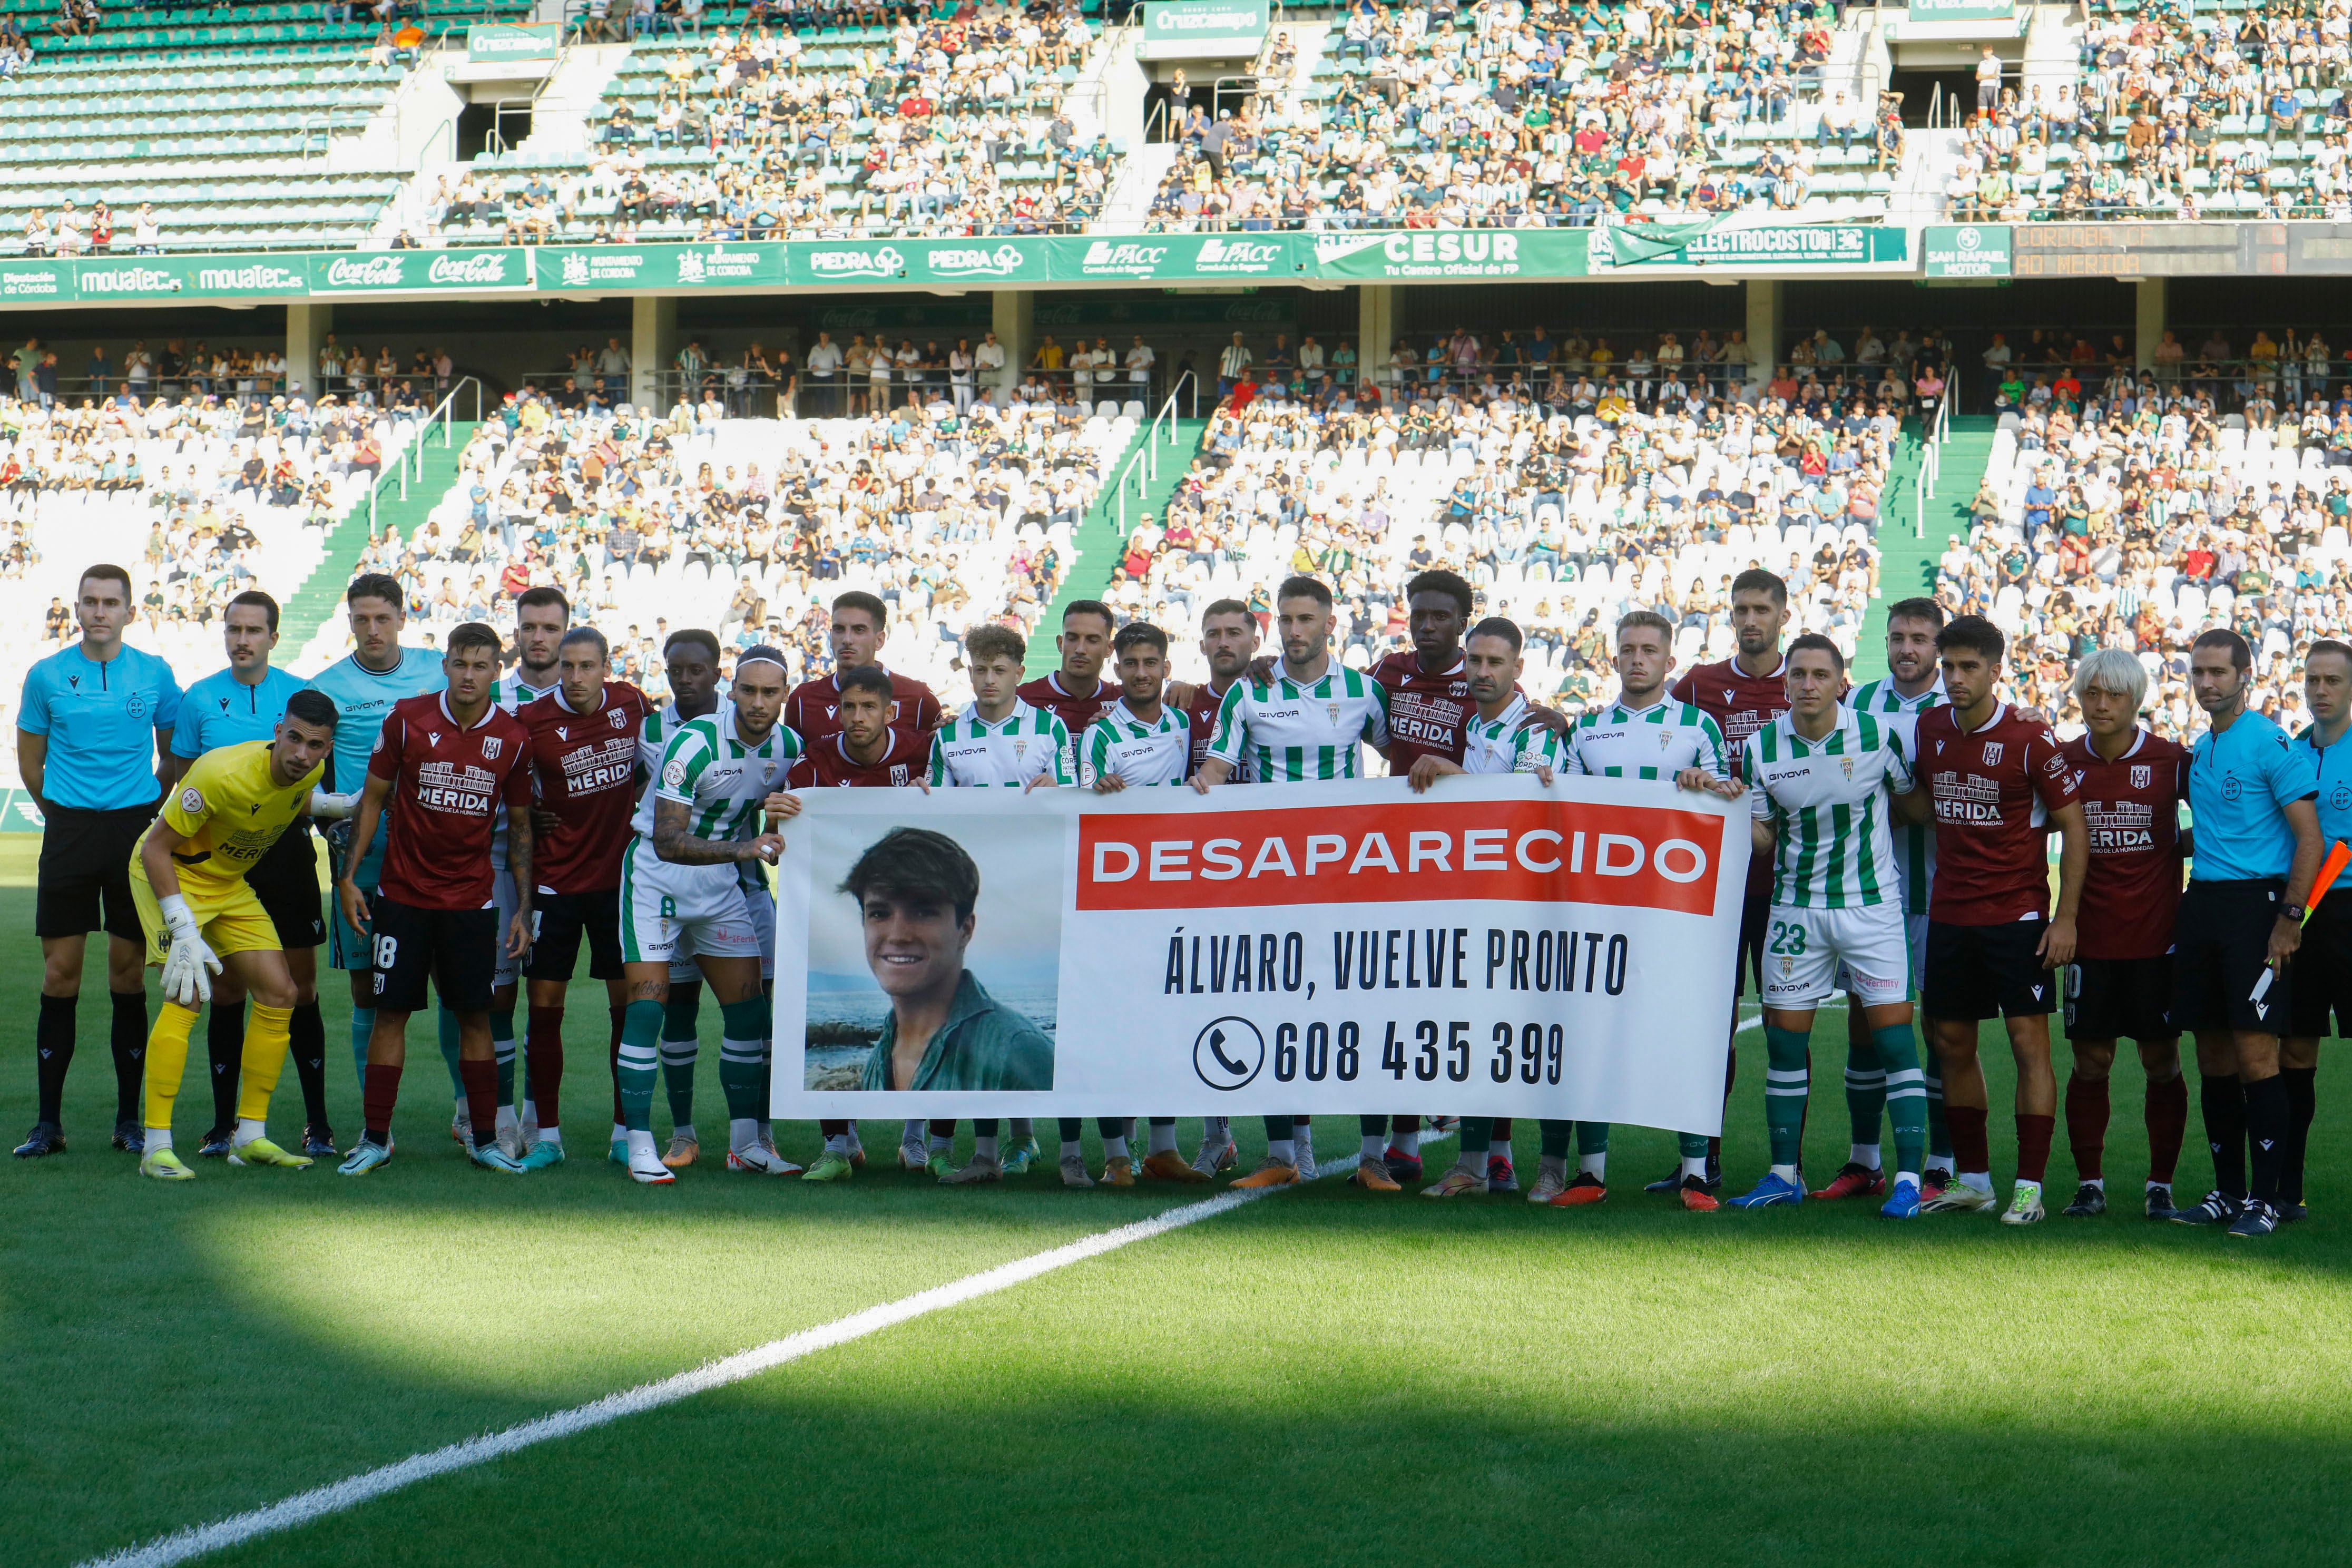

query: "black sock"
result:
(2281, 1066), (2317, 1206)
(35, 992), (76, 1125)
(207, 1000), (246, 1138)
(290, 1001), (329, 1132)
(110, 990), (147, 1125)
(2245, 1073), (2289, 1207)
(2201, 1072), (2247, 1199)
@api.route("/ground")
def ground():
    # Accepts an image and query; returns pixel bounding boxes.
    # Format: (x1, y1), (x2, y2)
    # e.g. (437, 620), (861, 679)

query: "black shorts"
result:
(526, 887), (623, 982)
(1923, 919), (2059, 1021)
(246, 828), (324, 950)
(369, 895), (499, 1014)
(2173, 878), (2292, 1035)
(36, 802), (153, 940)
(2063, 954), (2175, 1042)
(2287, 889), (2352, 1038)
(1733, 889), (1769, 999)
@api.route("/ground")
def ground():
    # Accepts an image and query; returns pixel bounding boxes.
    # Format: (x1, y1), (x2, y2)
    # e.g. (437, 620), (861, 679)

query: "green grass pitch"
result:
(2, 840), (2349, 1566)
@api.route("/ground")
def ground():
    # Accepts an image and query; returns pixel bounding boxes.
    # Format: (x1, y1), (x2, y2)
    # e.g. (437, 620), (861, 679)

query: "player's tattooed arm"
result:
(504, 809), (536, 958)
(653, 796), (782, 865)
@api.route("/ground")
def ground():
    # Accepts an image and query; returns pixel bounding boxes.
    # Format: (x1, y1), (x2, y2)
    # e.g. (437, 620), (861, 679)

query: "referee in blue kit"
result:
(14, 564), (182, 1159)
(2170, 629), (2324, 1238)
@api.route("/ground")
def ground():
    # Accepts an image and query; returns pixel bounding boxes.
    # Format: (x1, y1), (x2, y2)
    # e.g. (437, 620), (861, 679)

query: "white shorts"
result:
(1834, 912), (1929, 1002)
(1763, 903), (1911, 1009)
(492, 867), (521, 991)
(620, 839), (760, 966)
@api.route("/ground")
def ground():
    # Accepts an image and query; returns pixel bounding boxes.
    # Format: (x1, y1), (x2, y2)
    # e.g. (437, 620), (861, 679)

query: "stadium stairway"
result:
(1853, 414), (1995, 679)
(278, 424), (477, 654)
(1026, 417), (1209, 675)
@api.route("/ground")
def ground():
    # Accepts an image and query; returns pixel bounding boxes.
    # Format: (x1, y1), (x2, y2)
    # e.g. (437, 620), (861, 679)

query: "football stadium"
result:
(8, 0), (2352, 1559)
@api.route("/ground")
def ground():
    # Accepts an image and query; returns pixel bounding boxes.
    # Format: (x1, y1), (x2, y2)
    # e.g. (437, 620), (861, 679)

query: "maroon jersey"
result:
(367, 692), (532, 910)
(1672, 654), (1790, 894)
(2063, 728), (2188, 960)
(1016, 670), (1122, 738)
(786, 728), (930, 788)
(518, 680), (651, 895)
(1184, 677), (1241, 780)
(1917, 702), (2084, 926)
(783, 668), (942, 745)
(1370, 649), (1473, 770)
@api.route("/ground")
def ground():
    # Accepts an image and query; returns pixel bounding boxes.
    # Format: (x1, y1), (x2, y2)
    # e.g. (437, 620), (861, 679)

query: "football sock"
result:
(348, 1004), (374, 1083)
(1771, 1161), (1798, 1184)
(148, 1128), (173, 1153)
(35, 992), (75, 1124)
(491, 1008), (516, 1109)
(1678, 1130), (1710, 1159)
(289, 1001), (328, 1131)
(1059, 1136), (1082, 1159)
(2145, 1070), (2187, 1185)
(729, 1118), (761, 1156)
(2015, 1111), (2055, 1184)
(1946, 1103), (1991, 1185)
(1535, 1120), (1572, 1160)
(1058, 1117), (1084, 1144)
(1262, 1114), (1291, 1148)
(1490, 1116), (1513, 1145)
(660, 1038), (698, 1128)
(1011, 1118), (1035, 1144)
(1924, 1066), (1953, 1167)
(1491, 1136), (1513, 1166)
(1710, 1042), (1735, 1171)
(904, 1118), (926, 1148)
(1763, 1024), (1810, 1167)
(1147, 1119), (1178, 1154)
(362, 1061), (402, 1143)
(234, 1003), (293, 1122)
(526, 1006), (565, 1133)
(974, 1130), (999, 1159)
(819, 1119), (850, 1147)
(110, 989), (146, 1123)
(1105, 1132), (1130, 1160)
(1395, 1130), (1420, 1157)
(1874, 1024), (1927, 1179)
(1457, 1116), (1490, 1161)
(205, 999), (244, 1135)
(436, 1006), (465, 1105)
(142, 1001), (199, 1131)
(1203, 1115), (1231, 1147)
(1571, 1121), (1602, 1160)
(616, 999), (664, 1133)
(2244, 1072), (2288, 1206)
(927, 1120), (956, 1154)
(718, 999), (767, 1124)
(1681, 1155), (1708, 1180)
(1845, 1036), (1886, 1148)
(1267, 1136), (1297, 1165)
(458, 1056), (498, 1151)
(2281, 1065), (2317, 1204)
(609, 1004), (628, 1130)
(2065, 1071), (2110, 1181)
(1540, 1153), (1567, 1183)
(1851, 1143), (1881, 1168)
(2200, 1072), (2247, 1197)
(1360, 1131), (1385, 1162)
(974, 1120), (998, 1138)
(1359, 1114), (1387, 1142)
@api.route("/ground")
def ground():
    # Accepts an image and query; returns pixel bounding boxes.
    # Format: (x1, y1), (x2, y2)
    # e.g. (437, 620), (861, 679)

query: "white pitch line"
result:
(79, 1130), (1451, 1568)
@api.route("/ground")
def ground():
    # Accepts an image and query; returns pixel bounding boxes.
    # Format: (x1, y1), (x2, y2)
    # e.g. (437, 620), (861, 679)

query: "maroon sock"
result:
(526, 1006), (565, 1132)
(459, 1056), (499, 1149)
(820, 1119), (851, 1138)
(364, 1062), (404, 1141)
(1396, 1115), (1420, 1135)
(2064, 1073), (2110, 1180)
(2145, 1073), (2189, 1184)
(1490, 1116), (1513, 1145)
(2015, 1111), (2056, 1183)
(1946, 1104), (1991, 1174)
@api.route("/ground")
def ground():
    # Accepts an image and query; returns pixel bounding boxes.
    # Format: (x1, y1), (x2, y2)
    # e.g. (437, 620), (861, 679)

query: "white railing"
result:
(1113, 371), (1197, 536)
(1914, 364), (1955, 538)
(365, 375), (484, 533)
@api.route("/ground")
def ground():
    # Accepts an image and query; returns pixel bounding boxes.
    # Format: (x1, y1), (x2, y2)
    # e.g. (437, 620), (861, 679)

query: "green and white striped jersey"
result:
(632, 701), (801, 841)
(1462, 695), (1562, 774)
(1845, 677), (1942, 914)
(1563, 694), (1728, 781)
(1081, 699), (1192, 787)
(1207, 663), (1392, 783)
(927, 699), (1073, 787)
(1747, 707), (1915, 910)
(488, 671), (560, 871)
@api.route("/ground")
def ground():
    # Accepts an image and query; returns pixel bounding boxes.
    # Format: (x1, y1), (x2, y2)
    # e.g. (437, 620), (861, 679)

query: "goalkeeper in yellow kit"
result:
(130, 690), (346, 1179)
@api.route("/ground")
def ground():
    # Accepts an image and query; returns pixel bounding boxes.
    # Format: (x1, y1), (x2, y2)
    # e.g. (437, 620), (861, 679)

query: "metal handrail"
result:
(1113, 370), (1196, 536)
(365, 374), (483, 534)
(1915, 362), (1955, 537)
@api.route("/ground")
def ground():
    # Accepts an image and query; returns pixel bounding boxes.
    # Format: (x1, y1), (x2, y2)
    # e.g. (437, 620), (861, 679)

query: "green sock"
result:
(349, 1005), (375, 1082)
(437, 1005), (465, 1101)
(1571, 1121), (1605, 1158)
(492, 1008), (516, 1110)
(1535, 1119), (1570, 1160)
(1874, 1022), (1928, 1177)
(618, 1000), (663, 1133)
(1764, 1024), (1811, 1168)
(1925, 1063), (1953, 1165)
(1677, 1130), (1710, 1159)
(1458, 1116), (1491, 1159)
(718, 998), (768, 1123)
(1845, 1034), (1885, 1149)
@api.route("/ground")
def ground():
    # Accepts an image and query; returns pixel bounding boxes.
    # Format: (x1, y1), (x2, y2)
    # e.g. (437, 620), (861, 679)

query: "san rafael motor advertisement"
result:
(772, 776), (1748, 1129)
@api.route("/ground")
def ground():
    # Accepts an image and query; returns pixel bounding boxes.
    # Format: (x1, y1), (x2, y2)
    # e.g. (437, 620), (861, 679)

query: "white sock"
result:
(1147, 1121), (1178, 1154)
(1896, 1168), (1920, 1189)
(1539, 1152), (1567, 1178)
(928, 1131), (951, 1154)
(611, 1121), (627, 1145)
(235, 1117), (267, 1146)
(1104, 1134), (1129, 1159)
(1268, 1136), (1296, 1164)
(538, 1125), (563, 1148)
(1579, 1151), (1606, 1180)
(825, 1133), (852, 1153)
(2146, 1177), (2168, 1191)
(1851, 1142), (1881, 1169)
(495, 1104), (520, 1136)
(1060, 1139), (1082, 1159)
(2014, 1176), (2042, 1192)
(1771, 1162), (1799, 1183)
(730, 1118), (760, 1154)
(1682, 1155), (1708, 1179)
(1204, 1115), (1231, 1145)
(903, 1118), (926, 1146)
(758, 1119), (773, 1148)
(672, 1121), (696, 1144)
(1460, 1150), (1487, 1174)
(975, 1133), (999, 1160)
(521, 1099), (537, 1128)
(146, 1128), (172, 1153)
(1361, 1133), (1386, 1161)
(2083, 1175), (2106, 1191)
(1396, 1130), (1420, 1157)
(1960, 1171), (1993, 1192)
(1490, 1139), (1513, 1163)
(627, 1128), (658, 1162)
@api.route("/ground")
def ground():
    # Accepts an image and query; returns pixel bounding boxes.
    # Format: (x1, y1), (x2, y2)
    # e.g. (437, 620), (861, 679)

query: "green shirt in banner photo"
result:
(857, 970), (1055, 1092)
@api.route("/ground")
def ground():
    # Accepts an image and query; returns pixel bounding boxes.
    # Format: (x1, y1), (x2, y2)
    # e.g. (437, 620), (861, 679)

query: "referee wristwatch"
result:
(2280, 903), (2306, 922)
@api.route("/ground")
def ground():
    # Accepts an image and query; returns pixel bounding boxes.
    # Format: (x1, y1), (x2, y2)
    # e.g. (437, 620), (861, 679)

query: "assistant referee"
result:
(169, 591), (336, 1160)
(14, 564), (182, 1159)
(2171, 629), (2323, 1238)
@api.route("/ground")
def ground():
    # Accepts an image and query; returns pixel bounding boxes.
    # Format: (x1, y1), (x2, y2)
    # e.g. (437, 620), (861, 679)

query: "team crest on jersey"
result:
(1013, 737), (1030, 759)
(1982, 742), (2002, 766)
(610, 709), (628, 728)
(480, 735), (503, 760)
(2131, 764), (2151, 788)
(1327, 702), (1341, 724)
(1659, 731), (1673, 750)
(1840, 757), (1854, 779)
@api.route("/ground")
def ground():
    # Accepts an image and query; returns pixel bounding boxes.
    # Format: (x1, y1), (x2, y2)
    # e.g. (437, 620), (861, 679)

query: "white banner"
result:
(772, 775), (1749, 1131)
